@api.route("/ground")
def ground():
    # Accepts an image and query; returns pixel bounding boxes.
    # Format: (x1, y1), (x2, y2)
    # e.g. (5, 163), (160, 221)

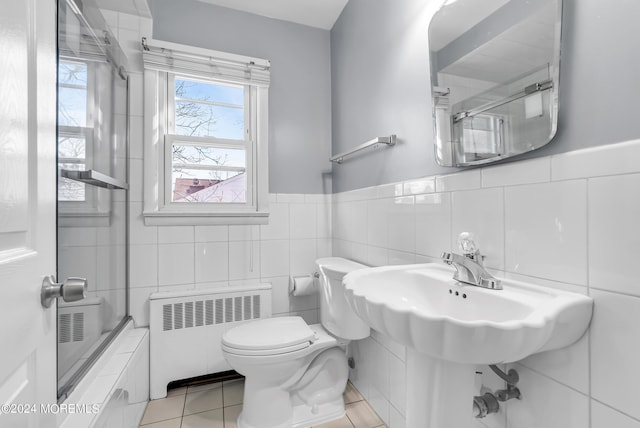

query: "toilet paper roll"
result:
(290, 274), (317, 296)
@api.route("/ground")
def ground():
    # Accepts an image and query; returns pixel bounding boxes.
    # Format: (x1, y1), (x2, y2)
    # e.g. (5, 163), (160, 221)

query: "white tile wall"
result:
(228, 241), (260, 281)
(403, 177), (435, 195)
(504, 180), (588, 285)
(348, 334), (405, 428)
(332, 139), (640, 427)
(158, 226), (195, 244)
(506, 365), (589, 428)
(290, 239), (317, 275)
(482, 157), (550, 188)
(260, 240), (290, 277)
(158, 243), (194, 286)
(195, 225), (229, 242)
(588, 173), (640, 296)
(194, 242), (229, 283)
(387, 197), (415, 254)
(415, 193), (451, 258)
(590, 289), (640, 420)
(591, 400), (640, 428)
(550, 139), (640, 180)
(128, 193), (332, 327)
(452, 188), (504, 271)
(290, 203), (317, 239)
(436, 169), (481, 192)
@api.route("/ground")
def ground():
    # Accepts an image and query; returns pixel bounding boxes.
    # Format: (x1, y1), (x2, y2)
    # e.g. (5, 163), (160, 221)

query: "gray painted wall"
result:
(331, 0), (640, 193)
(149, 0), (333, 194)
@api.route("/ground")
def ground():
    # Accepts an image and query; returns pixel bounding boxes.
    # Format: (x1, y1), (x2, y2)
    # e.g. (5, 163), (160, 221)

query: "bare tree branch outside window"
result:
(170, 78), (247, 203)
(173, 80), (227, 168)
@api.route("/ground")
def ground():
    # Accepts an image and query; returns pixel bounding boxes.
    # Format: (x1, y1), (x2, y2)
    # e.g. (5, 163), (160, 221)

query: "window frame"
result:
(142, 40), (270, 226)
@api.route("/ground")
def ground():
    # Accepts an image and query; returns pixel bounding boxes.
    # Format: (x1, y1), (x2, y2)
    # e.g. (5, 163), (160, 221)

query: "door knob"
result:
(41, 275), (87, 308)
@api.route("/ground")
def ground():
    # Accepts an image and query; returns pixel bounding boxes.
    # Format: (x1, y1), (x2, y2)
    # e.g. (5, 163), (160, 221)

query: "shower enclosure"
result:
(57, 0), (130, 400)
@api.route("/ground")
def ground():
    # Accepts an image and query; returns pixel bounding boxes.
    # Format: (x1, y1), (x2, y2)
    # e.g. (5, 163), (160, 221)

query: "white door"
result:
(0, 0), (58, 427)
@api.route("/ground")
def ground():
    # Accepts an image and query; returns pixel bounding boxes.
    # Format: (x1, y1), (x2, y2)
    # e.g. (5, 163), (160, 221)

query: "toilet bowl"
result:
(221, 257), (369, 428)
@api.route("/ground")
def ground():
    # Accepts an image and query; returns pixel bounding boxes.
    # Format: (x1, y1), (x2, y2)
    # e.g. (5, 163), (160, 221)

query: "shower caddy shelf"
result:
(61, 169), (129, 190)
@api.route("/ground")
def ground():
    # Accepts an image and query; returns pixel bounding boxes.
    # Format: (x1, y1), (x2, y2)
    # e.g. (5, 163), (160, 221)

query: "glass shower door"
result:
(56, 0), (130, 400)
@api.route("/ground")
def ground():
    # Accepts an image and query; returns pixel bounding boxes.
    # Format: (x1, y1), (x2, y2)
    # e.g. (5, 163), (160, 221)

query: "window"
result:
(57, 59), (98, 211)
(57, 58), (117, 225)
(142, 39), (270, 225)
(167, 77), (251, 205)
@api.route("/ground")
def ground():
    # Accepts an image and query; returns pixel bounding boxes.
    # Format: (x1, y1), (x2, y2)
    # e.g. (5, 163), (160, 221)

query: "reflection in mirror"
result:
(57, 0), (129, 399)
(429, 0), (562, 166)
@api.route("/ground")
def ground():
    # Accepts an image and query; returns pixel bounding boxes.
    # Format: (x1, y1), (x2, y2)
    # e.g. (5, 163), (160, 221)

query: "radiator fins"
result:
(58, 312), (85, 343)
(161, 294), (263, 331)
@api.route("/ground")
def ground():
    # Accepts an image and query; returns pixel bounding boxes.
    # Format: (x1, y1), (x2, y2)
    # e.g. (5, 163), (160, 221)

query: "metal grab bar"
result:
(453, 80), (553, 123)
(330, 135), (397, 164)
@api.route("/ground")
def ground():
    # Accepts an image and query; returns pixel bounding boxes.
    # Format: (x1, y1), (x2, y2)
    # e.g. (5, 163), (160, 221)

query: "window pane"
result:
(59, 86), (87, 127)
(171, 169), (246, 203)
(172, 145), (245, 168)
(175, 78), (244, 106)
(174, 102), (244, 139)
(59, 61), (88, 86)
(58, 136), (86, 159)
(58, 163), (86, 201)
(58, 61), (88, 127)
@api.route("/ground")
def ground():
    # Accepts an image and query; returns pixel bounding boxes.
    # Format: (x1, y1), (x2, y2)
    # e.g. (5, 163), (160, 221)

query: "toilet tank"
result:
(316, 257), (370, 340)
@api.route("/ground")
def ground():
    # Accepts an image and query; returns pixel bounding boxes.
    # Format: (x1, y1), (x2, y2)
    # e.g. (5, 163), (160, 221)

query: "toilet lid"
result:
(222, 316), (315, 354)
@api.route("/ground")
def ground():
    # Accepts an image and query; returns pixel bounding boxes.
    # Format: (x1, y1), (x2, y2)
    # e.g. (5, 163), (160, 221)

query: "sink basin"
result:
(343, 263), (593, 427)
(343, 263), (593, 365)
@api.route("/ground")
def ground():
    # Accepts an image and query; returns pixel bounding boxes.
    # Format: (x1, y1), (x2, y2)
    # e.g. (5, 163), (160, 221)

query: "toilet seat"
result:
(222, 316), (316, 357)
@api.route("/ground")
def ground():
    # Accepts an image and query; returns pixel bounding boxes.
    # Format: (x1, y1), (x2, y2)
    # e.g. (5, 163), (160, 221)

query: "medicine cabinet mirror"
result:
(429, 0), (563, 166)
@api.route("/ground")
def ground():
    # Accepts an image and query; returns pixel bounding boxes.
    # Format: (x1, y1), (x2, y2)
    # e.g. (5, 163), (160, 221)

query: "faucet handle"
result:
(457, 232), (478, 255)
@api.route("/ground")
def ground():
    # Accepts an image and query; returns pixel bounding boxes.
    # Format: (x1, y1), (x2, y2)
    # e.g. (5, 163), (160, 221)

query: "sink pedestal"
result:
(406, 349), (476, 428)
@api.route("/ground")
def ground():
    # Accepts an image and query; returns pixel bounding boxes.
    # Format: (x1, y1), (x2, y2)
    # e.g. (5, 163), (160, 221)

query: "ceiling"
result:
(194, 0), (349, 30)
(95, 0), (151, 18)
(440, 1), (557, 84)
(430, 0), (510, 51)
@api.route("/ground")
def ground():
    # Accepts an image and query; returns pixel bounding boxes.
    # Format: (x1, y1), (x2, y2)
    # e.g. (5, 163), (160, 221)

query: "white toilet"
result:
(221, 257), (370, 428)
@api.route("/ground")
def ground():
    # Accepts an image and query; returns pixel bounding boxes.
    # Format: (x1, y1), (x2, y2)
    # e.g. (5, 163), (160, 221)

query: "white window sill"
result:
(142, 210), (269, 226)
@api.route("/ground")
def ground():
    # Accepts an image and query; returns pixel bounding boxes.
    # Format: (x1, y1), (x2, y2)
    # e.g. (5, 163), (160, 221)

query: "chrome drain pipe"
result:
(473, 366), (522, 418)
(473, 392), (500, 418)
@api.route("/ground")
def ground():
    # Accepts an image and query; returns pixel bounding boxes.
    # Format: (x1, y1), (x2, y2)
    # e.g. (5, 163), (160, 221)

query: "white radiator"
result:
(149, 284), (272, 399)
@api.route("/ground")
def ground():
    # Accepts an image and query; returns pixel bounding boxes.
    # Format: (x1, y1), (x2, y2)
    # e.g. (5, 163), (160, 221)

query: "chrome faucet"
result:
(441, 232), (502, 290)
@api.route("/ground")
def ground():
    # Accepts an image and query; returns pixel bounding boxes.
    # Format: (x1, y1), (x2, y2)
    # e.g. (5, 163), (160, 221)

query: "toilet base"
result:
(237, 398), (344, 428)
(225, 323), (352, 428)
(292, 397), (344, 428)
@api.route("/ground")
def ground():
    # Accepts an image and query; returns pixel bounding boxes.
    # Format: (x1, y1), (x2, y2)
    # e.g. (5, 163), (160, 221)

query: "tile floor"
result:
(139, 379), (386, 428)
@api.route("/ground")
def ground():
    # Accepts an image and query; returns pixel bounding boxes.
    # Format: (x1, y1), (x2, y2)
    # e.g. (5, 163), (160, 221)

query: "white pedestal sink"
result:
(343, 263), (593, 427)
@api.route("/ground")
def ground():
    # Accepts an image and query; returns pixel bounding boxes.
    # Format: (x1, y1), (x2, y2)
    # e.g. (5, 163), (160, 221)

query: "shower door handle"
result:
(40, 275), (88, 308)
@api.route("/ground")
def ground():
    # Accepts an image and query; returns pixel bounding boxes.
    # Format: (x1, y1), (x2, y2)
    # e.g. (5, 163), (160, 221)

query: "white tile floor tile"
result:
(139, 380), (386, 428)
(141, 418), (182, 428)
(181, 408), (224, 428)
(222, 379), (244, 407)
(140, 395), (185, 425)
(223, 404), (242, 428)
(346, 401), (385, 428)
(183, 384), (224, 416)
